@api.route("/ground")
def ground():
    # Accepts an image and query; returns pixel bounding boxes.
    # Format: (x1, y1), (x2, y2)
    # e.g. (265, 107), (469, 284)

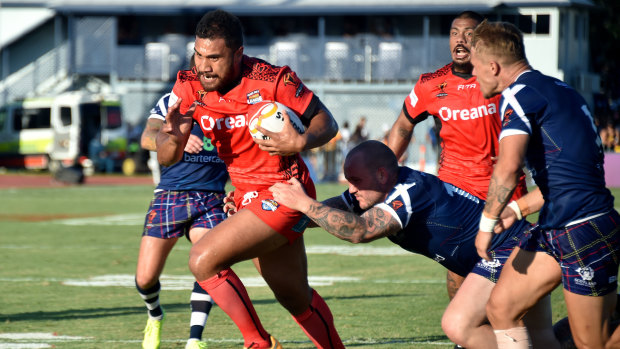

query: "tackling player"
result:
(135, 90), (229, 349)
(157, 9), (344, 349)
(386, 11), (529, 302)
(471, 21), (620, 348)
(269, 140), (560, 348)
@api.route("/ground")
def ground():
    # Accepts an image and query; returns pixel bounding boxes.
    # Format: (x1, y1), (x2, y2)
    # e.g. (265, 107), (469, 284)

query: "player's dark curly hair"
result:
(195, 9), (244, 50)
(455, 10), (484, 24)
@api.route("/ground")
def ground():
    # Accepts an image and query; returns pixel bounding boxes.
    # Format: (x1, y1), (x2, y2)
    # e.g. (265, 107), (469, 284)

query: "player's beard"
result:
(452, 61), (473, 75)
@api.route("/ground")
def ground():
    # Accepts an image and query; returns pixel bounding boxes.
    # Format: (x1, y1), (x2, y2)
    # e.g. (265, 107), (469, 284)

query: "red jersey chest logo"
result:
(435, 82), (448, 99)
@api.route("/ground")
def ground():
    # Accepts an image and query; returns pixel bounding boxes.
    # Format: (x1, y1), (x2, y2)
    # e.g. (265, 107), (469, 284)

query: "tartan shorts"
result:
(519, 210), (620, 296)
(471, 235), (521, 283)
(143, 190), (226, 240)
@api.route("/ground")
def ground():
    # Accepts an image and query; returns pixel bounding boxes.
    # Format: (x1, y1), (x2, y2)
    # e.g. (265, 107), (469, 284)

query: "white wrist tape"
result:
(507, 201), (523, 220)
(479, 213), (498, 233)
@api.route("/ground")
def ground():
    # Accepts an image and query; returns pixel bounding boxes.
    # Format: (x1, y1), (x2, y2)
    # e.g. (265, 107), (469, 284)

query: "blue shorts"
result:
(471, 235), (521, 283)
(519, 210), (620, 296)
(143, 190), (226, 241)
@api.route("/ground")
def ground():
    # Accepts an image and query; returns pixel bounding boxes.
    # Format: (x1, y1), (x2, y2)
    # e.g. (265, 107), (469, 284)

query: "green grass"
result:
(1, 182), (619, 348)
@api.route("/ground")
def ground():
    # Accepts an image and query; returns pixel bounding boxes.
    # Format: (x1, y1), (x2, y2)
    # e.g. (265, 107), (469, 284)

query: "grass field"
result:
(1, 180), (619, 349)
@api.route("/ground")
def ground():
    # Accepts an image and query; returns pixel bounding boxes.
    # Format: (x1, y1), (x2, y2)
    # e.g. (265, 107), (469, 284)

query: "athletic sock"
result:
(292, 289), (345, 349)
(136, 279), (163, 320)
(494, 327), (532, 348)
(197, 268), (271, 349)
(189, 281), (214, 340)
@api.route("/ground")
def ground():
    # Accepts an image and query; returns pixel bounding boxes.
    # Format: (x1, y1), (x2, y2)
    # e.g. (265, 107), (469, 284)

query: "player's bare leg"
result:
(136, 236), (179, 288)
(486, 248), (561, 348)
(446, 270), (465, 300)
(522, 294), (560, 348)
(564, 288), (616, 348)
(190, 208), (342, 348)
(257, 236), (345, 348)
(442, 273), (496, 348)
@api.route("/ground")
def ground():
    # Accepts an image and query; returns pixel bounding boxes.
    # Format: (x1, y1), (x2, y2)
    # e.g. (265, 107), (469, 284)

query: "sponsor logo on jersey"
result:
(391, 200), (403, 210)
(577, 266), (594, 281)
(481, 258), (501, 268)
(196, 90), (208, 101)
(262, 199), (279, 211)
(246, 90), (263, 104)
(183, 153), (224, 164)
(435, 82), (448, 98)
(147, 210), (157, 224)
(242, 191), (258, 206)
(502, 109), (514, 127)
(433, 254), (445, 262)
(458, 83), (477, 90)
(199, 114), (248, 132)
(283, 72), (299, 87)
(438, 103), (497, 122)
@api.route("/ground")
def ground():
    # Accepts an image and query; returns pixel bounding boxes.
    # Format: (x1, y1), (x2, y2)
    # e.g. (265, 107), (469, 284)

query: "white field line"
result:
(0, 274), (444, 290)
(0, 333), (454, 347)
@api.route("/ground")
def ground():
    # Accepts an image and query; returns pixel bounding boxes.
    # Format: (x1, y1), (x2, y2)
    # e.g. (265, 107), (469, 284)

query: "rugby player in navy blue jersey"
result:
(268, 140), (560, 348)
(471, 21), (620, 348)
(135, 91), (228, 349)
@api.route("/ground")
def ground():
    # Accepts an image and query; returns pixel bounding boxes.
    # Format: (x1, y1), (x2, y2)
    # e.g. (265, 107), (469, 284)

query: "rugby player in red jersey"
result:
(386, 11), (528, 305)
(156, 9), (344, 349)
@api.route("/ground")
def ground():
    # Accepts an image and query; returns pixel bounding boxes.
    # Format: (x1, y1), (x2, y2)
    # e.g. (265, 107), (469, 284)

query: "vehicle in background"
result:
(0, 91), (128, 177)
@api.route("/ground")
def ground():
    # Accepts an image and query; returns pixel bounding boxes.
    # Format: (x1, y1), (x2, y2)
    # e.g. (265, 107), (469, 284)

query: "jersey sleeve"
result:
(274, 68), (317, 124)
(148, 93), (171, 121)
(375, 181), (421, 230)
(171, 70), (198, 115)
(498, 84), (545, 141)
(402, 80), (430, 124)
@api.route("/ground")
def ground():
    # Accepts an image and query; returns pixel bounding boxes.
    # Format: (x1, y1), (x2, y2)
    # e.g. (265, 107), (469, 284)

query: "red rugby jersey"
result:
(403, 63), (527, 200)
(172, 55), (317, 192)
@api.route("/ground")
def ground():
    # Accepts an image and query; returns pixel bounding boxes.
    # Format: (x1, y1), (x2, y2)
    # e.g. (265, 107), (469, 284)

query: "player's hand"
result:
(269, 178), (310, 211)
(161, 98), (194, 140)
(475, 230), (494, 261)
(184, 134), (204, 154)
(494, 206), (518, 234)
(223, 190), (236, 217)
(253, 111), (304, 156)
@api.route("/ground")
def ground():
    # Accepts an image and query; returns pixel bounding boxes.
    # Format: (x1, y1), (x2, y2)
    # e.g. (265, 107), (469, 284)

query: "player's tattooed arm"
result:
(483, 175), (514, 216)
(305, 203), (401, 243)
(141, 118), (164, 151)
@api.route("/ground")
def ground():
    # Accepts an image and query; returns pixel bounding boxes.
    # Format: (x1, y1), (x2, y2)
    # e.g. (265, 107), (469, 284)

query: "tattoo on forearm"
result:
(485, 176), (513, 214)
(306, 204), (399, 242)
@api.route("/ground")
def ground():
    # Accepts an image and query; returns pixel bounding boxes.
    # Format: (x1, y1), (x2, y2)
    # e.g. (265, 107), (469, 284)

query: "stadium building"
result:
(0, 0), (599, 172)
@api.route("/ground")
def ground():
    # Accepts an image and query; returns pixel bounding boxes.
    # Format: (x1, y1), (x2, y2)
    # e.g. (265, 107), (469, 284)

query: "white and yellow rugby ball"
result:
(248, 101), (306, 140)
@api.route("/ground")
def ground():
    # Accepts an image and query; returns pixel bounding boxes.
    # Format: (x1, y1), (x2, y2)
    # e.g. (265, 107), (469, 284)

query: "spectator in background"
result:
(601, 119), (619, 152)
(350, 116), (369, 146)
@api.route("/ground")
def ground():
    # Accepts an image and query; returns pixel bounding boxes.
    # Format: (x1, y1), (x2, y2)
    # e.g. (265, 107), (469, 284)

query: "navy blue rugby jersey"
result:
(341, 167), (530, 276)
(150, 93), (228, 192)
(499, 70), (614, 228)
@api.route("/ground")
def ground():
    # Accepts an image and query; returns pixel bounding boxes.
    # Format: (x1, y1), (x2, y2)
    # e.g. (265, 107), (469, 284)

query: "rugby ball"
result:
(248, 101), (306, 140)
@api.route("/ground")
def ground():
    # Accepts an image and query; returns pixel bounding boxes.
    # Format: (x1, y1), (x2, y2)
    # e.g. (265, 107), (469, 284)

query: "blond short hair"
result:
(472, 20), (527, 65)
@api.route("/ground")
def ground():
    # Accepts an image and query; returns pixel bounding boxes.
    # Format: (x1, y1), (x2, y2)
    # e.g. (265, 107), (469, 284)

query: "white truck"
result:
(0, 91), (128, 176)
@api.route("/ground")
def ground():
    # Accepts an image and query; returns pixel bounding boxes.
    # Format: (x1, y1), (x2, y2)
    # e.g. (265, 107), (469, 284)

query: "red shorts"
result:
(233, 178), (316, 244)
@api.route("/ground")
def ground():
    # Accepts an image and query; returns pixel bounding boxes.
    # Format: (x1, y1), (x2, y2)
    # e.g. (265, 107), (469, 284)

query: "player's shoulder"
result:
(418, 63), (453, 85)
(241, 55), (286, 83)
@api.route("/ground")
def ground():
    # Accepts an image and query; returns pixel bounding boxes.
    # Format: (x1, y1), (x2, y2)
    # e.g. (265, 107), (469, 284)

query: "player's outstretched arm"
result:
(270, 178), (400, 243)
(156, 98), (194, 166)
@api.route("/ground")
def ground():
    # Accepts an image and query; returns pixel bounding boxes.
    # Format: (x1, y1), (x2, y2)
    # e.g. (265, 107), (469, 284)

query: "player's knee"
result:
(441, 312), (468, 344)
(134, 273), (157, 290)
